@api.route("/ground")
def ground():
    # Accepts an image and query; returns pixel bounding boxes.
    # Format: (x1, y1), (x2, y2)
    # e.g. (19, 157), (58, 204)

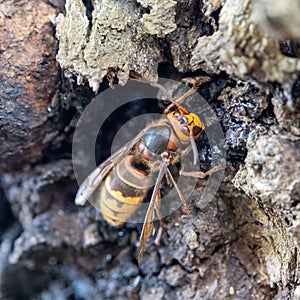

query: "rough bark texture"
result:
(0, 0), (63, 171)
(0, 0), (300, 299)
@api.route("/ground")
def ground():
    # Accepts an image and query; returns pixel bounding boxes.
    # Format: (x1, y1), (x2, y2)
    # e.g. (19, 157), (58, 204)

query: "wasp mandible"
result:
(75, 86), (227, 264)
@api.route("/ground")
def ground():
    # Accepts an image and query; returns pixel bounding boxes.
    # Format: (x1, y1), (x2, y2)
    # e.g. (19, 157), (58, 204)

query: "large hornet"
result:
(75, 87), (226, 264)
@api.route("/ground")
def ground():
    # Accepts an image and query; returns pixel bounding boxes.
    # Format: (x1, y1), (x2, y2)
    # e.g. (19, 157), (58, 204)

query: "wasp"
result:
(75, 87), (227, 264)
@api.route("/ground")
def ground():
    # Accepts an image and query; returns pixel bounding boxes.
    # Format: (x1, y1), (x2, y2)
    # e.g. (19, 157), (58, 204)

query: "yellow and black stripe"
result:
(98, 155), (151, 226)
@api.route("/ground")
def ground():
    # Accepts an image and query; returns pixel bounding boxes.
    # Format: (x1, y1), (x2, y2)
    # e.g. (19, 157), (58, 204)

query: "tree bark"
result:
(0, 0), (299, 299)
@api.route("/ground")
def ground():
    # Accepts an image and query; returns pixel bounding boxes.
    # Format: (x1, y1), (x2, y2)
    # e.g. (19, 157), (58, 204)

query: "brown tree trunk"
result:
(0, 0), (299, 299)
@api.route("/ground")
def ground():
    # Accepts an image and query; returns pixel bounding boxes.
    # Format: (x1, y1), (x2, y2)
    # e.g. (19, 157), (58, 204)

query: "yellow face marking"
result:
(167, 107), (204, 142)
(188, 113), (204, 139)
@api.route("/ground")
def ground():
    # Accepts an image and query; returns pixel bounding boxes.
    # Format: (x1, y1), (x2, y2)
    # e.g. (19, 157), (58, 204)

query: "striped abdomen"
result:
(99, 155), (152, 226)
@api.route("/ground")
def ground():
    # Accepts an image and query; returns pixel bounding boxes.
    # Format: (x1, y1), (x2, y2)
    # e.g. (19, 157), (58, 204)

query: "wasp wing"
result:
(137, 198), (155, 265)
(137, 162), (168, 265)
(75, 128), (149, 206)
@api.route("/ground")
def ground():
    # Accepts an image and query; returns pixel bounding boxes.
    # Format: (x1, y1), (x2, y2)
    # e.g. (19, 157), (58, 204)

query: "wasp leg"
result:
(153, 193), (164, 246)
(166, 168), (190, 213)
(130, 77), (176, 104)
(180, 164), (234, 178)
(151, 82), (175, 103)
(164, 86), (198, 114)
(181, 144), (192, 156)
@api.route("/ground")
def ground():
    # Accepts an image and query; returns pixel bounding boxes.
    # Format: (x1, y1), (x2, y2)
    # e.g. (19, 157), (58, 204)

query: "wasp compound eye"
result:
(179, 115), (188, 124)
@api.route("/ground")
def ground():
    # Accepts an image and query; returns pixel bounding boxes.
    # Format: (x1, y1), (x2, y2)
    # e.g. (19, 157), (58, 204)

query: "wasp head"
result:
(167, 106), (204, 143)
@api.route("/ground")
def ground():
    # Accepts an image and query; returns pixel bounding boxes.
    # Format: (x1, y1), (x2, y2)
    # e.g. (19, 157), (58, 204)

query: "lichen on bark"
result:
(233, 129), (300, 249)
(191, 0), (300, 86)
(56, 0), (178, 91)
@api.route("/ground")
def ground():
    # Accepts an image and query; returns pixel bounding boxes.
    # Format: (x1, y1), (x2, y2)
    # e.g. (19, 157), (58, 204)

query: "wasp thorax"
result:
(137, 125), (176, 160)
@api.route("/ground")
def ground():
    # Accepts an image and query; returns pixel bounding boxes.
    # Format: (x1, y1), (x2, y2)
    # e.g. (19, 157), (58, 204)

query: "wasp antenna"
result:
(164, 86), (198, 114)
(189, 132), (199, 165)
(175, 87), (198, 106)
(151, 82), (175, 102)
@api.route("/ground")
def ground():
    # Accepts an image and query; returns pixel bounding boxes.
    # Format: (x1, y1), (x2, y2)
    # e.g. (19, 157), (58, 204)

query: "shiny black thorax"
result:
(140, 125), (172, 156)
(130, 123), (182, 175)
